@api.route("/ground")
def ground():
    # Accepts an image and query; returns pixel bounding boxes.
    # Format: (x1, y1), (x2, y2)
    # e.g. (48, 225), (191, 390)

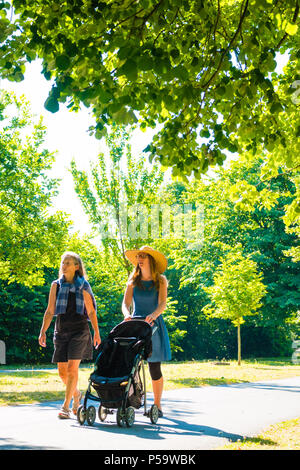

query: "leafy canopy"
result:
(0, 0), (299, 176)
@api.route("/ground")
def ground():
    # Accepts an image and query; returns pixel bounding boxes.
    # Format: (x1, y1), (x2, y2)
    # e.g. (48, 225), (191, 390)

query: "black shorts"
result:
(52, 327), (93, 363)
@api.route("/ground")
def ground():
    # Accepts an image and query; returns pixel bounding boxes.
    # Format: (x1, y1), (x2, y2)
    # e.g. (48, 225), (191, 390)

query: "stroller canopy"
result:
(93, 319), (153, 380)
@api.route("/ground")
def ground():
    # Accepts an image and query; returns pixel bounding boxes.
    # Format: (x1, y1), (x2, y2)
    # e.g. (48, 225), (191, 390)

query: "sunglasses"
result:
(136, 253), (148, 259)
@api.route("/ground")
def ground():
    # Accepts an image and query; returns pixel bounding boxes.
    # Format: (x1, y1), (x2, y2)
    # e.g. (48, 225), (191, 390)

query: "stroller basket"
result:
(91, 366), (144, 409)
(91, 380), (128, 409)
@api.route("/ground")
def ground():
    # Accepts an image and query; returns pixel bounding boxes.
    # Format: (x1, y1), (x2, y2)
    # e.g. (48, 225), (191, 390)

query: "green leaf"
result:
(216, 86), (226, 96)
(55, 55), (71, 71)
(154, 57), (171, 75)
(117, 58), (138, 80)
(200, 129), (210, 138)
(285, 23), (298, 35)
(170, 48), (180, 59)
(98, 88), (112, 104)
(173, 65), (189, 80)
(117, 45), (134, 60)
(44, 96), (59, 113)
(114, 108), (138, 125)
(228, 142), (238, 153)
(270, 101), (283, 114)
(96, 121), (104, 131)
(138, 55), (153, 71)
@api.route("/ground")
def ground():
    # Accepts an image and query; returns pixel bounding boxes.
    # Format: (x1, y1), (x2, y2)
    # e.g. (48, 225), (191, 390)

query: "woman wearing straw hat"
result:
(122, 246), (171, 417)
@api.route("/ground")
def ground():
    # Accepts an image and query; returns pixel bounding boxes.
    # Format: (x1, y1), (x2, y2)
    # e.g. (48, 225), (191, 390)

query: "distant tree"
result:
(0, 91), (70, 287)
(202, 247), (267, 365)
(283, 178), (300, 263)
(70, 124), (164, 273)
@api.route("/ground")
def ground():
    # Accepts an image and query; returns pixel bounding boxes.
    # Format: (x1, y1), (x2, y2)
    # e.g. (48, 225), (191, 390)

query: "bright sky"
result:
(0, 59), (157, 236)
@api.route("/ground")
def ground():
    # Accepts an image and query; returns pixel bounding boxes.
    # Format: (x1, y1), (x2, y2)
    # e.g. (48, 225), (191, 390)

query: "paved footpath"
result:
(0, 376), (300, 451)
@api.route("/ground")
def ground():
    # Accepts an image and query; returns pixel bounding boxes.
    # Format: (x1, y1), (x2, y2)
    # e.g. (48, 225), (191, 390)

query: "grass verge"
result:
(0, 357), (299, 406)
(219, 416), (300, 450)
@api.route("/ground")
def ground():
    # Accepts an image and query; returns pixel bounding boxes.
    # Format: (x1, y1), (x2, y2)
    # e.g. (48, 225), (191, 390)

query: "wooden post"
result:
(237, 324), (241, 366)
(0, 340), (6, 365)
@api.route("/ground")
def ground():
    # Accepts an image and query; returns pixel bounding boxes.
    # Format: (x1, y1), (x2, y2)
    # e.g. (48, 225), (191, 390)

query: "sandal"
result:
(58, 406), (71, 419)
(72, 391), (82, 415)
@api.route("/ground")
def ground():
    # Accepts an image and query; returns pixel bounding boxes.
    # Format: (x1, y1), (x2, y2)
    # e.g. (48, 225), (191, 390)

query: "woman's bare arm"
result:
(38, 282), (57, 347)
(122, 281), (133, 320)
(83, 290), (101, 348)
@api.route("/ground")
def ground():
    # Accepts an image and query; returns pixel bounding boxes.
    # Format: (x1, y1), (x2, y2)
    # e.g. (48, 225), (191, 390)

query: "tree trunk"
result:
(237, 323), (241, 366)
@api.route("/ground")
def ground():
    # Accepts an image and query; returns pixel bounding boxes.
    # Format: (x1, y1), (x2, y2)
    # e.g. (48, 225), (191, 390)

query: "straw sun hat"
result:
(125, 246), (168, 273)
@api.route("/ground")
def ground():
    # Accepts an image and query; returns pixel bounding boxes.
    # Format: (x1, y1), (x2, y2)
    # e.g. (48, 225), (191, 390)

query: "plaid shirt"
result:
(55, 275), (96, 316)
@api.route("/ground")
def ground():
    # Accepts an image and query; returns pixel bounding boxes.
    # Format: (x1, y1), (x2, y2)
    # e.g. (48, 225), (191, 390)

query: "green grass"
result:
(1, 358), (300, 406)
(219, 417), (300, 450)
(162, 358), (300, 388)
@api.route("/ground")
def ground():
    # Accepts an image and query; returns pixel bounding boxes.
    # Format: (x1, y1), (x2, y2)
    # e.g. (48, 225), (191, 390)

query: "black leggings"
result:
(148, 362), (162, 381)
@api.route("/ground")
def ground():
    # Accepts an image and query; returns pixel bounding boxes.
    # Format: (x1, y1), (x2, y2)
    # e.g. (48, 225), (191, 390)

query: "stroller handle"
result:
(127, 315), (158, 337)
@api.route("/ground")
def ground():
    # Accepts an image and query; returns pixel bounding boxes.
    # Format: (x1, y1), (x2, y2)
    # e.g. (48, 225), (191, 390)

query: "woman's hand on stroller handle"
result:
(145, 313), (156, 326)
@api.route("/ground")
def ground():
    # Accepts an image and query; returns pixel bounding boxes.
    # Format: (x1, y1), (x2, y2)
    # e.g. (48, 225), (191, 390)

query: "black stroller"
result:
(77, 318), (160, 427)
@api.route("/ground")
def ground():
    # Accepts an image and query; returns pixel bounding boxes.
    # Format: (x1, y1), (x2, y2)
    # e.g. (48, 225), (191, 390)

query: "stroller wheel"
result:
(86, 405), (96, 426)
(98, 405), (107, 422)
(125, 406), (135, 428)
(116, 407), (125, 427)
(149, 404), (159, 424)
(77, 405), (86, 425)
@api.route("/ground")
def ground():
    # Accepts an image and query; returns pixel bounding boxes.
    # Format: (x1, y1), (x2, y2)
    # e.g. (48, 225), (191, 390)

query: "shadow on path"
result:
(219, 381), (300, 393)
(0, 437), (60, 450)
(69, 405), (244, 445)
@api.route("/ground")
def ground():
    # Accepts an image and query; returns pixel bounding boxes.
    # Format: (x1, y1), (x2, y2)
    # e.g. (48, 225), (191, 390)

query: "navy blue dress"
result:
(132, 280), (171, 363)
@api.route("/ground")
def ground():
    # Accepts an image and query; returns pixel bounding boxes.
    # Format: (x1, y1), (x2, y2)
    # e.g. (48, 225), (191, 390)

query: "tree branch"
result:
(276, 0), (299, 49)
(202, 0), (249, 90)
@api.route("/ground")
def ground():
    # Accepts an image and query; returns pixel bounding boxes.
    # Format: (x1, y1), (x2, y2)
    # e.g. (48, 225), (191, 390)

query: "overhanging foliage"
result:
(0, 0), (299, 176)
